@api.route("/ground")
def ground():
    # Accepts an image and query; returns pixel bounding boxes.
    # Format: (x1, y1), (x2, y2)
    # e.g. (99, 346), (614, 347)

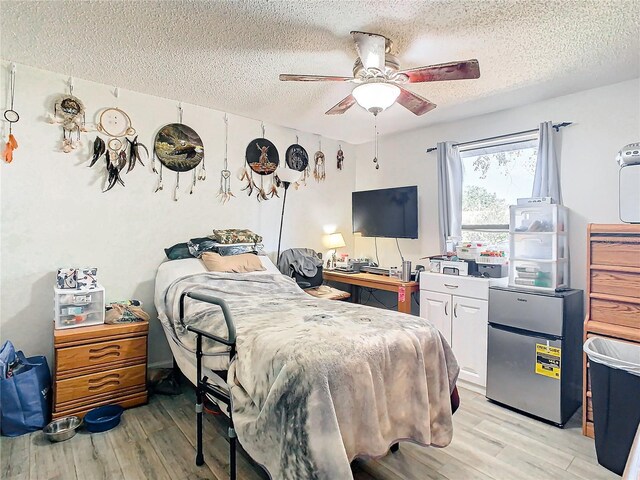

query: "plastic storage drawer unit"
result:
(54, 285), (105, 329)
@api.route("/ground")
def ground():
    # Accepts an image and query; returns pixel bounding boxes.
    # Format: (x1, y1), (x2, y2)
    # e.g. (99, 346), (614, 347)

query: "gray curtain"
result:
(437, 141), (463, 253)
(533, 121), (562, 204)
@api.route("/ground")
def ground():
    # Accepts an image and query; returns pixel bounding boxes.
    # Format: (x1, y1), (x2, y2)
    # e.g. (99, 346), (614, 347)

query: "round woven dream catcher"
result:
(153, 123), (204, 200)
(240, 137), (280, 201)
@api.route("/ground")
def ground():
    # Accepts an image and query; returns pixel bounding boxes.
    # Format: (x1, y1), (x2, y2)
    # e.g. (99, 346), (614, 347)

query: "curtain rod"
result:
(425, 122), (573, 153)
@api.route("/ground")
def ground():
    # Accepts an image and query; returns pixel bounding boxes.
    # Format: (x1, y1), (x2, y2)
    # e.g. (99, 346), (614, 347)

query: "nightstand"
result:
(306, 285), (351, 301)
(52, 321), (149, 419)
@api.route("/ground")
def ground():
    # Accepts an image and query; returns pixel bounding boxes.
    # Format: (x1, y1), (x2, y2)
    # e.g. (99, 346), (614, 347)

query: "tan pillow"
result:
(201, 252), (266, 273)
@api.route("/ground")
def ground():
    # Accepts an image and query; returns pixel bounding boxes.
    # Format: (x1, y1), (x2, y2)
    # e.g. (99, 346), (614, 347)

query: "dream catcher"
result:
(337, 144), (344, 170)
(217, 114), (234, 203)
(89, 104), (148, 192)
(285, 136), (309, 189)
(313, 137), (326, 182)
(241, 122), (279, 201)
(47, 78), (87, 153)
(153, 106), (205, 201)
(3, 63), (19, 163)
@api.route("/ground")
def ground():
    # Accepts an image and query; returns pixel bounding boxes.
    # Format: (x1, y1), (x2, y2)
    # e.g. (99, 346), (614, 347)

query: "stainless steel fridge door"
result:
(486, 324), (563, 424)
(489, 287), (564, 336)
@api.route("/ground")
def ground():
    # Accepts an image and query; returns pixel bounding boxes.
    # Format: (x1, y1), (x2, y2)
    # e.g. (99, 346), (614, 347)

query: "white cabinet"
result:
(420, 272), (506, 389)
(451, 296), (488, 387)
(420, 290), (451, 344)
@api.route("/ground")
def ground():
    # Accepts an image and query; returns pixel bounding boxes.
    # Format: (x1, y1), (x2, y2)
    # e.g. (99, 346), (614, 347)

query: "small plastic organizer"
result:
(509, 204), (569, 291)
(54, 285), (105, 329)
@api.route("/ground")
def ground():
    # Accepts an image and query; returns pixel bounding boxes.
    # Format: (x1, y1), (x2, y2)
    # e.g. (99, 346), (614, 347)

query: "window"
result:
(460, 134), (538, 244)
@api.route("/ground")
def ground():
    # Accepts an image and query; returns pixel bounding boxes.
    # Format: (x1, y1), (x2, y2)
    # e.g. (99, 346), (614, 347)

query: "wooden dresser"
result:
(583, 224), (640, 437)
(53, 321), (149, 419)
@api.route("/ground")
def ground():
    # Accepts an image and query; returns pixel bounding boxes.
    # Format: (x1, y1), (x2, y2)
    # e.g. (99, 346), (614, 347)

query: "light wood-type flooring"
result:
(1, 386), (617, 480)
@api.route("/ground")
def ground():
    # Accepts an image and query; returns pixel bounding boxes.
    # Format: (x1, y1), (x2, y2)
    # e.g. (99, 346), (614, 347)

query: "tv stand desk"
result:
(322, 270), (419, 314)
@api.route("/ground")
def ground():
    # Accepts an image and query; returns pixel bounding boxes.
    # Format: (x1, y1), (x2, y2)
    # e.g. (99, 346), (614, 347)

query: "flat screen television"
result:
(352, 186), (418, 238)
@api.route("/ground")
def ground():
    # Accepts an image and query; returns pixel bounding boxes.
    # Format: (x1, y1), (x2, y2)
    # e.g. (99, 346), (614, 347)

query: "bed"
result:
(154, 256), (460, 480)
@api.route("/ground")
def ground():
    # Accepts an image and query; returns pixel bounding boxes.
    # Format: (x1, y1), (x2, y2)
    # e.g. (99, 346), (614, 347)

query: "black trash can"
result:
(584, 337), (640, 475)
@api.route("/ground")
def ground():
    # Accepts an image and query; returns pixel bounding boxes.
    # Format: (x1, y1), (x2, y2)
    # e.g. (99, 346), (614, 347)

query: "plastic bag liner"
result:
(584, 337), (640, 376)
(1, 348), (52, 437)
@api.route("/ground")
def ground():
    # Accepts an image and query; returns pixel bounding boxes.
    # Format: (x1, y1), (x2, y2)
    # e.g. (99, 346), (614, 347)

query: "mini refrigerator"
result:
(486, 286), (583, 426)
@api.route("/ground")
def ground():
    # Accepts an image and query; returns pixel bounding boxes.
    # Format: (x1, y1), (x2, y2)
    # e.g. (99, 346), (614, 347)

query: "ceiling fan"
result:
(279, 31), (480, 116)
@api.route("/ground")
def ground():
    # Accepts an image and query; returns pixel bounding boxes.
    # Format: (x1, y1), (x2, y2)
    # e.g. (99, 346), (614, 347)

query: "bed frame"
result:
(179, 291), (239, 480)
(177, 290), (420, 479)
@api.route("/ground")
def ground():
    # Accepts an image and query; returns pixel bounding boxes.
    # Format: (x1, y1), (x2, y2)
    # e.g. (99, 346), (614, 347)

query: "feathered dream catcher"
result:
(285, 137), (309, 189)
(314, 137), (326, 182)
(217, 114), (234, 203)
(89, 105), (148, 192)
(3, 63), (19, 163)
(47, 78), (87, 153)
(239, 122), (279, 201)
(337, 144), (344, 170)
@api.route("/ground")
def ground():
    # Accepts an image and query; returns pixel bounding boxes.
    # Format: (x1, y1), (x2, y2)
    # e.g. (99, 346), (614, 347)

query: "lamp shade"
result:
(323, 232), (346, 249)
(352, 82), (400, 114)
(275, 166), (303, 184)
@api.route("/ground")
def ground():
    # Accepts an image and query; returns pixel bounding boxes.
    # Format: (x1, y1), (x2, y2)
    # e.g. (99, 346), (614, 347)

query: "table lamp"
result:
(323, 232), (346, 268)
(275, 166), (303, 263)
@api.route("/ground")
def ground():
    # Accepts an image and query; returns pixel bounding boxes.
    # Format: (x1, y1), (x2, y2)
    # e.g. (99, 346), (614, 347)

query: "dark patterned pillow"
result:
(210, 229), (262, 245)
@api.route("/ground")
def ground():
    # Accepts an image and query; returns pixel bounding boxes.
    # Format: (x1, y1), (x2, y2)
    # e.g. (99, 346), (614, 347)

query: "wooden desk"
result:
(322, 270), (419, 314)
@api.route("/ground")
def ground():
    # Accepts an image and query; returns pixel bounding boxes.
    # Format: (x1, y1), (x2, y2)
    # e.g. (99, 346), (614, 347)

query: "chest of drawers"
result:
(53, 321), (148, 419)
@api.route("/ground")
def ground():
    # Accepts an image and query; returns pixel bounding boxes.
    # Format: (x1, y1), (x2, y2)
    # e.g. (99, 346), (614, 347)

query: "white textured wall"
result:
(354, 78), (640, 300)
(0, 62), (356, 367)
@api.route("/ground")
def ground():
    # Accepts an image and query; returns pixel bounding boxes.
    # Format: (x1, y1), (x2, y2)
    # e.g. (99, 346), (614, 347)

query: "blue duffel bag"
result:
(0, 341), (52, 436)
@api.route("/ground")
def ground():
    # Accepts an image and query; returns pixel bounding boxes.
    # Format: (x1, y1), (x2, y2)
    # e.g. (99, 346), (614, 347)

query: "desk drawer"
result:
(591, 297), (640, 328)
(55, 364), (146, 404)
(57, 336), (147, 373)
(591, 238), (640, 269)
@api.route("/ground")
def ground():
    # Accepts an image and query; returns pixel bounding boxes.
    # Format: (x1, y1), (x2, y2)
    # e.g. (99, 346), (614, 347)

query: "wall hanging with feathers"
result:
(153, 120), (204, 201)
(240, 122), (279, 201)
(3, 63), (19, 163)
(314, 137), (326, 182)
(337, 144), (344, 170)
(89, 105), (148, 192)
(285, 138), (309, 189)
(47, 78), (87, 153)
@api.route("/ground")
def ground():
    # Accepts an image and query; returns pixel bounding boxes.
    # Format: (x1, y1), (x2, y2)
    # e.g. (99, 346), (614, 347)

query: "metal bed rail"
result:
(179, 291), (237, 480)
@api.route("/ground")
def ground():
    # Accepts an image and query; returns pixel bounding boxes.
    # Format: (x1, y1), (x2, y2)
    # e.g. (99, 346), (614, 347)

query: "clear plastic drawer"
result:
(54, 285), (105, 329)
(511, 233), (567, 261)
(510, 204), (567, 233)
(508, 260), (568, 291)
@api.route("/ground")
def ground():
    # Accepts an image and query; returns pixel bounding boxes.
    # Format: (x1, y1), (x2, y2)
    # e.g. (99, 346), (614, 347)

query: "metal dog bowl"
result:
(43, 416), (82, 442)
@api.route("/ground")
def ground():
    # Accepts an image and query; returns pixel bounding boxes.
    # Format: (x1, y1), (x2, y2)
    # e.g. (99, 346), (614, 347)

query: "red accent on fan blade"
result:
(279, 74), (354, 82)
(325, 95), (357, 115)
(396, 87), (437, 116)
(399, 59), (480, 83)
(351, 31), (386, 72)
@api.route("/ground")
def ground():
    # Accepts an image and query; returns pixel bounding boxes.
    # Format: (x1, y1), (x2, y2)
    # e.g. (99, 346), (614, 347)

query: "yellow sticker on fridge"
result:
(535, 344), (561, 379)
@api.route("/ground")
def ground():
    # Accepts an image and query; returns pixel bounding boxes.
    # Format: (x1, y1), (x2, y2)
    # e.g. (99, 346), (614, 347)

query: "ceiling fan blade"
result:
(325, 95), (357, 115)
(396, 87), (437, 116)
(351, 31), (386, 72)
(279, 74), (354, 82)
(399, 59), (480, 83)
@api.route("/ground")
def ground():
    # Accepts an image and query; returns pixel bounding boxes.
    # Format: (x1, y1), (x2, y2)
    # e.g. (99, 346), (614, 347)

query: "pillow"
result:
(164, 243), (193, 260)
(201, 252), (266, 273)
(216, 243), (263, 256)
(210, 229), (263, 245)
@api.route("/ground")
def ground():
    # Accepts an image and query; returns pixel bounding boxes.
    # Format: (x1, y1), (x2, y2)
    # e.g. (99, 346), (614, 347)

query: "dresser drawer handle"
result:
(89, 351), (121, 361)
(88, 380), (121, 391)
(444, 284), (459, 289)
(89, 344), (121, 353)
(87, 373), (121, 391)
(89, 373), (119, 384)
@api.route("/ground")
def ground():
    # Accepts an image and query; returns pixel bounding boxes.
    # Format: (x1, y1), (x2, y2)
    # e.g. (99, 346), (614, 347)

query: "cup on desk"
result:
(401, 261), (412, 282)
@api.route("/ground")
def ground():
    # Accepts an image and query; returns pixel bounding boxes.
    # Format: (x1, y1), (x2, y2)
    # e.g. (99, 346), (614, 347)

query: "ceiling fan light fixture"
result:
(352, 82), (400, 115)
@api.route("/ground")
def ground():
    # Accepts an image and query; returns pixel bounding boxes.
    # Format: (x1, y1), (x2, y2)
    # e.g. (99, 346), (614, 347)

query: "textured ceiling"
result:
(1, 0), (639, 144)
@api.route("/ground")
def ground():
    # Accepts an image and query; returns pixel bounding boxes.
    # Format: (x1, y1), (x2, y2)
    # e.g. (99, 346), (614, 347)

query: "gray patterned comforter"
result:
(157, 272), (459, 480)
